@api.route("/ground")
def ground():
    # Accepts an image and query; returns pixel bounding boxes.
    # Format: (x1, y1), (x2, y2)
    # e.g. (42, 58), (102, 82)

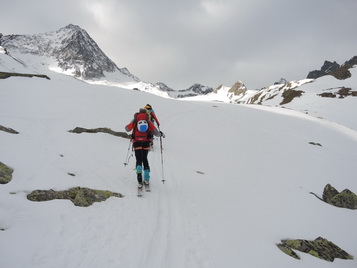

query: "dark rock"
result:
(277, 243), (300, 259)
(322, 184), (357, 210)
(69, 127), (131, 139)
(0, 125), (19, 134)
(331, 189), (357, 209)
(329, 66), (352, 80)
(27, 187), (124, 207)
(307, 61), (340, 79)
(343, 55), (357, 67)
(322, 184), (339, 203)
(280, 89), (304, 105)
(279, 237), (353, 262)
(0, 161), (14, 184)
(318, 92), (337, 98)
(318, 87), (357, 98)
(309, 142), (322, 147)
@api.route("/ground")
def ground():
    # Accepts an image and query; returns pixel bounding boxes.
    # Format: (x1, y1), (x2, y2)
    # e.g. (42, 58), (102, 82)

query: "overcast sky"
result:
(2, 0), (357, 90)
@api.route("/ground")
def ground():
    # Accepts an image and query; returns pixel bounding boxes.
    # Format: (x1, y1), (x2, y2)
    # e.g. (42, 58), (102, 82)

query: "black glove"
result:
(160, 131), (165, 138)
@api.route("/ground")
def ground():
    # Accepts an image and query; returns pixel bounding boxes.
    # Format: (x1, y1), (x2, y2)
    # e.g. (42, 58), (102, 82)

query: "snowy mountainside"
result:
(0, 24), (139, 82)
(182, 81), (257, 103)
(307, 56), (357, 79)
(168, 83), (214, 98)
(0, 25), (195, 96)
(0, 68), (357, 267)
(1, 24), (356, 124)
(239, 67), (357, 130)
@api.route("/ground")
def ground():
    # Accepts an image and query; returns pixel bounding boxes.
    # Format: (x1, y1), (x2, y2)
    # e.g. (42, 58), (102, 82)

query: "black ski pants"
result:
(133, 141), (150, 171)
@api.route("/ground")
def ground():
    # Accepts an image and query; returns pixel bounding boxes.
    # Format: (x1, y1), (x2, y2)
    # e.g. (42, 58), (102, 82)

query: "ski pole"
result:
(124, 139), (133, 167)
(159, 127), (165, 183)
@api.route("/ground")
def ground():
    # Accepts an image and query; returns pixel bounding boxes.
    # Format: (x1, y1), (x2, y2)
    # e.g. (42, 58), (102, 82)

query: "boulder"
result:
(27, 187), (124, 207)
(278, 237), (353, 262)
(322, 184), (357, 210)
(0, 161), (13, 184)
(0, 125), (19, 134)
(322, 184), (339, 203)
(331, 189), (357, 210)
(69, 127), (131, 139)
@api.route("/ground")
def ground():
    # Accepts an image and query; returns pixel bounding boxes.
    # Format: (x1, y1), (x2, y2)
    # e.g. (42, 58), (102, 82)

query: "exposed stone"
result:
(331, 189), (357, 210)
(278, 237), (353, 262)
(309, 142), (322, 147)
(69, 127), (131, 139)
(322, 184), (357, 210)
(0, 161), (14, 184)
(322, 184), (339, 203)
(280, 89), (304, 105)
(277, 243), (300, 259)
(329, 65), (352, 80)
(0, 71), (50, 80)
(1, 24), (139, 81)
(0, 125), (19, 134)
(228, 81), (247, 96)
(27, 187), (124, 207)
(318, 87), (357, 98)
(307, 60), (341, 79)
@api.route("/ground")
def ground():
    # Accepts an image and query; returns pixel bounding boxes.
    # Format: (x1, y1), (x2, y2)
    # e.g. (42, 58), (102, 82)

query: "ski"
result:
(144, 182), (151, 192)
(137, 185), (143, 197)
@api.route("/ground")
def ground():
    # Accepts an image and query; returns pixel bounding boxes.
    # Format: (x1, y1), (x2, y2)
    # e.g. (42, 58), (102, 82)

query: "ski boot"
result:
(137, 166), (143, 196)
(144, 169), (151, 192)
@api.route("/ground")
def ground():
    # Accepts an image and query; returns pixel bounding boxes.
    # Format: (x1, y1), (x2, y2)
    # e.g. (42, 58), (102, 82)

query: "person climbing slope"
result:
(144, 104), (160, 127)
(125, 108), (165, 195)
(144, 104), (161, 149)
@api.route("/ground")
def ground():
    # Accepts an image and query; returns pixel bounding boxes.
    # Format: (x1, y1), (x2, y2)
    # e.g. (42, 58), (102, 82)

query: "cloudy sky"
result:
(2, 0), (357, 90)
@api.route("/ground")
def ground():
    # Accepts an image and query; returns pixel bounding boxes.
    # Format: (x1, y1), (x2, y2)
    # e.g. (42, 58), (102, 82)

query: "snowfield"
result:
(1, 64), (357, 267)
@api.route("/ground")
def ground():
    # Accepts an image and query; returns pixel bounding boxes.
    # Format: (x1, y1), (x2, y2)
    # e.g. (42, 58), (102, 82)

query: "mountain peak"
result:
(0, 25), (139, 81)
(62, 24), (82, 31)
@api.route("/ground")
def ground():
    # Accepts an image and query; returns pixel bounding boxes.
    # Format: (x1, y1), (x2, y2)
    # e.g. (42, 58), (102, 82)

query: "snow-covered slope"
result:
(242, 67), (357, 131)
(183, 81), (257, 103)
(0, 68), (356, 267)
(0, 24), (138, 81)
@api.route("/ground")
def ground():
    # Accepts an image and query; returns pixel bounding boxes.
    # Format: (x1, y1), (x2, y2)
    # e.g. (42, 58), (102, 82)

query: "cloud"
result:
(1, 0), (357, 90)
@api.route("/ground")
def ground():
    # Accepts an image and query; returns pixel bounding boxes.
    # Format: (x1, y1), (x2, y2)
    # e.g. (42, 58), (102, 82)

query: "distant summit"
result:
(307, 56), (357, 80)
(307, 61), (341, 79)
(173, 83), (214, 98)
(0, 24), (139, 81)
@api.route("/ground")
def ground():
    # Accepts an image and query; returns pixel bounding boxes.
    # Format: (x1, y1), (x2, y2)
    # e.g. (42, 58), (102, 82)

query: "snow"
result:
(1, 62), (357, 268)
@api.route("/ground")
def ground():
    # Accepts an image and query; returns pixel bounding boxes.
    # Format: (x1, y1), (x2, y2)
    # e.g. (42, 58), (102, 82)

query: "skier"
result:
(144, 104), (160, 127)
(125, 108), (164, 192)
(144, 104), (160, 149)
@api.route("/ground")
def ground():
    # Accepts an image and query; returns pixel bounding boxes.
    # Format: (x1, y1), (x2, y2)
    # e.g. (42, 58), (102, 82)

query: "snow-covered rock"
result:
(0, 24), (139, 82)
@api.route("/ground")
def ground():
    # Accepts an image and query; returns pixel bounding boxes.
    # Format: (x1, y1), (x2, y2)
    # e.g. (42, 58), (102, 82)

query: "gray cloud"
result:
(2, 0), (357, 90)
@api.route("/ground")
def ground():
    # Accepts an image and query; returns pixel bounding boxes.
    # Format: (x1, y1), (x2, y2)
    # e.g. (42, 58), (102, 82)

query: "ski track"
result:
(122, 138), (213, 268)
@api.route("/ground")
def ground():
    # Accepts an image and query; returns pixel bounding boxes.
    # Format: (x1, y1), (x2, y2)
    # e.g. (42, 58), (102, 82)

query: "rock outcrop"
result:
(307, 60), (341, 79)
(277, 237), (353, 262)
(0, 161), (13, 184)
(27, 187), (124, 207)
(0, 125), (19, 134)
(69, 127), (130, 139)
(0, 24), (139, 81)
(322, 184), (357, 210)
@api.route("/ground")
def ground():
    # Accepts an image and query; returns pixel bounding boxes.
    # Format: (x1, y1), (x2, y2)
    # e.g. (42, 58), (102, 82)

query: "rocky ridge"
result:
(0, 24), (139, 81)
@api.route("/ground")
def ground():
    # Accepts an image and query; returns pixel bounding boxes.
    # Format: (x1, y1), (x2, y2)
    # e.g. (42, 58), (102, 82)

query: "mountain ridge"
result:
(1, 24), (356, 106)
(0, 24), (139, 81)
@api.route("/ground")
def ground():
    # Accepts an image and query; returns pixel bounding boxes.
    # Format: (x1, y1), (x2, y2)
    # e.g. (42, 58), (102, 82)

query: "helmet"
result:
(144, 104), (152, 110)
